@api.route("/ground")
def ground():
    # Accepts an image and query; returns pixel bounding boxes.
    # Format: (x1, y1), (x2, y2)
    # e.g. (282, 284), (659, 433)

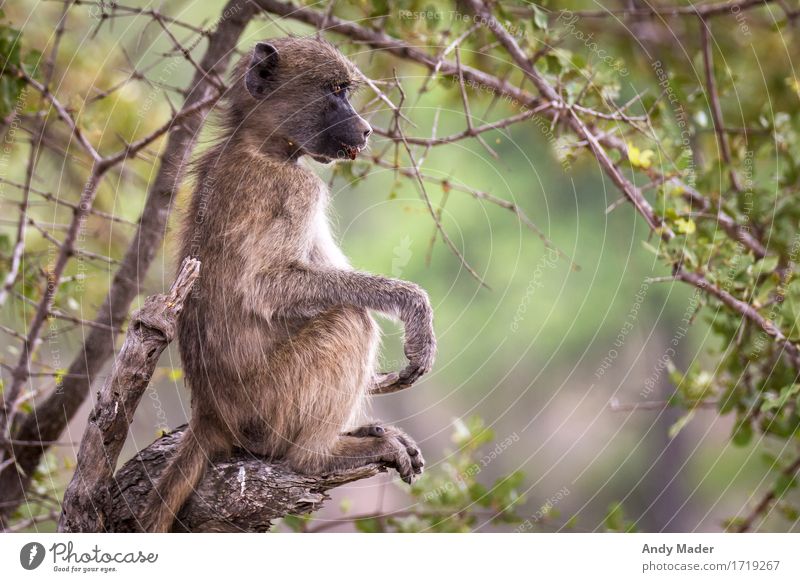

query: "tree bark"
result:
(104, 429), (385, 532)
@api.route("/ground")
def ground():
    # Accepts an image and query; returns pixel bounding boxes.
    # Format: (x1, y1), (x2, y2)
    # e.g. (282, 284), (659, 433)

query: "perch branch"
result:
(58, 258), (200, 533)
(103, 429), (386, 533)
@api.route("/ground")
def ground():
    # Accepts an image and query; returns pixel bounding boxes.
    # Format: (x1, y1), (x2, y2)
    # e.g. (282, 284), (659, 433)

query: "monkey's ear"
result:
(245, 42), (279, 99)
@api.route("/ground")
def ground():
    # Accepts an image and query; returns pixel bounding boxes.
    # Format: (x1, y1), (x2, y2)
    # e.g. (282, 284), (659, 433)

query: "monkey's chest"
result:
(307, 207), (350, 269)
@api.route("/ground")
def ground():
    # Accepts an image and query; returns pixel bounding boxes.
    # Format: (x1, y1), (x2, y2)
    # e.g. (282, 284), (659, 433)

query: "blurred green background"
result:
(3, 0), (794, 532)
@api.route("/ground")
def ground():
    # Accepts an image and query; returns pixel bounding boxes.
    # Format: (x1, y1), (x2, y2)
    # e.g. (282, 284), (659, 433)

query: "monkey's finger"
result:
(370, 354), (432, 394)
(405, 444), (424, 473)
(375, 371), (399, 388)
(398, 363), (424, 385)
(408, 452), (423, 473)
(366, 425), (385, 437)
(411, 452), (424, 474)
(387, 433), (421, 482)
(369, 372), (414, 395)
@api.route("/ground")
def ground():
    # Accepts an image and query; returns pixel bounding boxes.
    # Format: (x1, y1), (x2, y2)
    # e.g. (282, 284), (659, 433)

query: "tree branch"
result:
(58, 258), (200, 533)
(675, 269), (800, 368)
(104, 429), (386, 533)
(699, 18), (742, 192)
(464, 0), (672, 240)
(557, 0), (775, 19)
(733, 451), (800, 532)
(250, 0), (773, 256)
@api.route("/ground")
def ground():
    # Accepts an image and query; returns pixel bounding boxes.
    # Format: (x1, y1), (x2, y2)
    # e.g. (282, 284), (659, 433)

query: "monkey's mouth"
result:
(339, 142), (364, 160)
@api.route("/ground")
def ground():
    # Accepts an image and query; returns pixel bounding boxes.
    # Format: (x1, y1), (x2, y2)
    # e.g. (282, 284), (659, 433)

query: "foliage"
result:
(1, 0), (800, 532)
(280, 417), (528, 532)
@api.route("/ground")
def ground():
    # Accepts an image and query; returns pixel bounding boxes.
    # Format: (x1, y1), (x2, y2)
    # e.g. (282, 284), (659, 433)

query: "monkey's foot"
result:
(375, 426), (424, 484)
(342, 423), (423, 483)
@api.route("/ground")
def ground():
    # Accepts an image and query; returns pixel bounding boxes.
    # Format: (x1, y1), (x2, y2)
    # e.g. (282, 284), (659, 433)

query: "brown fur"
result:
(142, 37), (435, 532)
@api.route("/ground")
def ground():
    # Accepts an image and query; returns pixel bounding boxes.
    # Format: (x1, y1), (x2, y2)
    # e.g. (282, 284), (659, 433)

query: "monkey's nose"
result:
(363, 126), (372, 139)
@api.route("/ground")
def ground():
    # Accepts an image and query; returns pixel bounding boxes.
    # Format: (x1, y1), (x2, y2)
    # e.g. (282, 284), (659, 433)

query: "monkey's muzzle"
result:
(340, 142), (364, 160)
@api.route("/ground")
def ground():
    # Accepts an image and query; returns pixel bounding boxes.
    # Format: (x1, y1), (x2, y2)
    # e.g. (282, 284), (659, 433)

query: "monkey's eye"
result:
(331, 82), (350, 97)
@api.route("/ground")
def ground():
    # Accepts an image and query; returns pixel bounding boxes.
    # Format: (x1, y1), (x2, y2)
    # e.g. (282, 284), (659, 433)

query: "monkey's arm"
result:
(255, 267), (436, 388)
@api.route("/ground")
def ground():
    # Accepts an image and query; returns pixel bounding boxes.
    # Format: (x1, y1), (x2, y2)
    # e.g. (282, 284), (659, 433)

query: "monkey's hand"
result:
(371, 284), (436, 395)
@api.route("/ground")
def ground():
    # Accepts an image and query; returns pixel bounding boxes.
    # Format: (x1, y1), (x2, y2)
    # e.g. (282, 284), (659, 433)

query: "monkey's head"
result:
(230, 37), (371, 163)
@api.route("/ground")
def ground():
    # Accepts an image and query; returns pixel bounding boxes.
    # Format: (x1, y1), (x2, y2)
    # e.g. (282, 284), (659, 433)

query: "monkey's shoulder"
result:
(225, 159), (326, 215)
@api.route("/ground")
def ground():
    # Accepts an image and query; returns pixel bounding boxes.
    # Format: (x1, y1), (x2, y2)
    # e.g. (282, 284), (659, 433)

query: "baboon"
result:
(142, 37), (436, 532)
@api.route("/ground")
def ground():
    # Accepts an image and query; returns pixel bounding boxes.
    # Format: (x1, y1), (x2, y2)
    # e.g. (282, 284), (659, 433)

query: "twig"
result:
(609, 398), (718, 411)
(734, 452), (800, 532)
(388, 73), (490, 289)
(699, 18), (742, 192)
(454, 46), (497, 159)
(465, 0), (673, 240)
(675, 269), (800, 368)
(552, 0), (775, 19)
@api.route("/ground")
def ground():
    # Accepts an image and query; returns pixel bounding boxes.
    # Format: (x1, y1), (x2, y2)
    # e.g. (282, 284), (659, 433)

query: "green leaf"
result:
(368, 0), (390, 18)
(604, 502), (636, 532)
(668, 409), (695, 439)
(774, 474), (798, 497)
(674, 217), (696, 235)
(758, 256), (779, 273)
(280, 514), (307, 532)
(354, 517), (383, 533)
(732, 419), (754, 447)
(469, 482), (489, 505)
(760, 384), (800, 413)
(532, 6), (548, 30)
(21, 48), (41, 78)
(424, 5), (438, 31)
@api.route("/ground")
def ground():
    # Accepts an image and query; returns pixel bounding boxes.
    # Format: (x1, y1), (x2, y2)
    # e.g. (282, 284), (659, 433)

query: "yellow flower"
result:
(674, 217), (696, 235)
(787, 77), (800, 99)
(627, 143), (654, 169)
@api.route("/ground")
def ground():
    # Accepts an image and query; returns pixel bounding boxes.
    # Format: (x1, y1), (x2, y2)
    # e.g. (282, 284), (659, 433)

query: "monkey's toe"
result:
(345, 423), (386, 438)
(382, 429), (424, 482)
